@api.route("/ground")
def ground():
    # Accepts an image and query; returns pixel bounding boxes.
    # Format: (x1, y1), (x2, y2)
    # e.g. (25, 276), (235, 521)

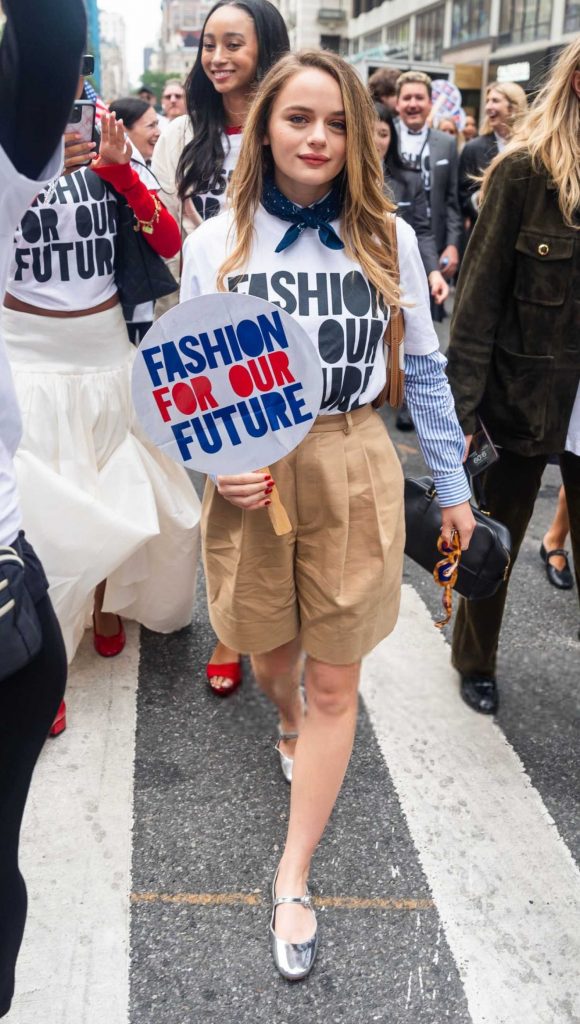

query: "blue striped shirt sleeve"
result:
(404, 349), (472, 508)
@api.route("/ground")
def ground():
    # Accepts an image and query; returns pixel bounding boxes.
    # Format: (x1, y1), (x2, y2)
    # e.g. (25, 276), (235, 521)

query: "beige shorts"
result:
(201, 405), (405, 665)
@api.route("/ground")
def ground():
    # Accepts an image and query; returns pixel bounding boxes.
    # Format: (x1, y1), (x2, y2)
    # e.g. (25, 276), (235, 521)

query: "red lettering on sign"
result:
(269, 351), (295, 387)
(190, 375), (218, 411)
(228, 353), (295, 398)
(152, 386), (172, 422)
(173, 381), (198, 415)
(229, 364), (253, 398)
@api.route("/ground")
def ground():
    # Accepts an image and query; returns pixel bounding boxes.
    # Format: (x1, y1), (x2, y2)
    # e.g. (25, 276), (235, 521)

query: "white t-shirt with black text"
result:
(0, 142), (63, 545)
(7, 165), (118, 312)
(181, 206), (438, 414)
(190, 131), (242, 222)
(398, 122), (431, 212)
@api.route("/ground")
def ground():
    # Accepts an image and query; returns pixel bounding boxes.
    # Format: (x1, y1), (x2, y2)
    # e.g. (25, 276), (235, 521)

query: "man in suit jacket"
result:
(395, 71), (462, 279)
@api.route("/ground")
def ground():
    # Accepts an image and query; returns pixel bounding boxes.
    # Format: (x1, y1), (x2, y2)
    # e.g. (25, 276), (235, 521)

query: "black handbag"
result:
(404, 476), (512, 600)
(111, 187), (179, 320)
(0, 543), (43, 682)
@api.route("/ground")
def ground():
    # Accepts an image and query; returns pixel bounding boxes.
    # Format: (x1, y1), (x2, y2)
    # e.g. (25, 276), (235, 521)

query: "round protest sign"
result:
(431, 79), (463, 118)
(131, 293), (324, 475)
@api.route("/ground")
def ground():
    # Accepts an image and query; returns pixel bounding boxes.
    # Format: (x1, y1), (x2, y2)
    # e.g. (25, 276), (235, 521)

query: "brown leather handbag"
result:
(372, 215), (405, 410)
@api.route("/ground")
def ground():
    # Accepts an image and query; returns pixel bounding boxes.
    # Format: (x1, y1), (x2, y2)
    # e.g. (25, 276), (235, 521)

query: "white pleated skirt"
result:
(4, 303), (201, 662)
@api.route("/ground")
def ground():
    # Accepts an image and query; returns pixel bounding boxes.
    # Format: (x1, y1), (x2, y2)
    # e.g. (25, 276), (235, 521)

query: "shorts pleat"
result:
(202, 408), (405, 664)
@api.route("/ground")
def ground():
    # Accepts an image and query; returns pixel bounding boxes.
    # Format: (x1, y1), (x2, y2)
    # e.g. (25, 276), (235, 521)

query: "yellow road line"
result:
(131, 892), (434, 911)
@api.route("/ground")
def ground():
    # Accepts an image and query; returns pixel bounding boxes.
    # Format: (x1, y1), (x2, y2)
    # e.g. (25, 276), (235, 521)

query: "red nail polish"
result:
(265, 500), (272, 506)
(265, 487), (273, 494)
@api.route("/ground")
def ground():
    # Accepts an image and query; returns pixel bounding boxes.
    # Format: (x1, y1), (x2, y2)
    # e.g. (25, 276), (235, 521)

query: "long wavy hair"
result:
(176, 0), (289, 202)
(480, 39), (580, 228)
(480, 80), (528, 136)
(217, 50), (400, 308)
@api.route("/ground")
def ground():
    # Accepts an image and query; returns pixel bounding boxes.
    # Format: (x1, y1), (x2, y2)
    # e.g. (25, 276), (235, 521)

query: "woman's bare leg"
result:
(93, 580), (121, 636)
(254, 646), (360, 941)
(252, 636), (304, 758)
(543, 484), (570, 572)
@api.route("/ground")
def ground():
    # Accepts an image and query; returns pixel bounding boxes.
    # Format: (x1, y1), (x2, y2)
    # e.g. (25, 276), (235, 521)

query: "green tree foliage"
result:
(139, 70), (185, 104)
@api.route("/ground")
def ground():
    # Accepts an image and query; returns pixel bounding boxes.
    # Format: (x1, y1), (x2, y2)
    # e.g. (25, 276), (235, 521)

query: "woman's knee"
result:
(305, 659), (360, 717)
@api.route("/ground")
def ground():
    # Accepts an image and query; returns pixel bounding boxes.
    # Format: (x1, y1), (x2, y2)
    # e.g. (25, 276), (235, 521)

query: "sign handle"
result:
(258, 467), (292, 536)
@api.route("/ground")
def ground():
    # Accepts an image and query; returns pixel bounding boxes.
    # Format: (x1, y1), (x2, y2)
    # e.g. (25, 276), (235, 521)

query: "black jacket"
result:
(386, 165), (439, 275)
(447, 153), (580, 455)
(458, 133), (498, 221)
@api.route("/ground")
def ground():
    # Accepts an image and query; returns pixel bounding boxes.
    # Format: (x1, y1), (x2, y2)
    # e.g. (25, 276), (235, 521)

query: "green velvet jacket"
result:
(447, 153), (580, 455)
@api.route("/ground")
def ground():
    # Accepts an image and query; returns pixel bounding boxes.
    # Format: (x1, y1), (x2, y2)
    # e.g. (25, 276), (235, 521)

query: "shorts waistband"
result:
(311, 405), (374, 434)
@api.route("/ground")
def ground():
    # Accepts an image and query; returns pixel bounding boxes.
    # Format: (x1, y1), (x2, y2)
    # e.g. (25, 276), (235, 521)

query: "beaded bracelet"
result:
(133, 193), (162, 235)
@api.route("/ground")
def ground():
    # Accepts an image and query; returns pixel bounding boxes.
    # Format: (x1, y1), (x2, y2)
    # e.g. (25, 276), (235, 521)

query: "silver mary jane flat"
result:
(270, 868), (318, 981)
(274, 728), (298, 784)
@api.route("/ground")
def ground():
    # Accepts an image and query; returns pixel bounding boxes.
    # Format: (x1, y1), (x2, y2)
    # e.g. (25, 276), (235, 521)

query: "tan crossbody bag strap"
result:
(371, 215), (405, 410)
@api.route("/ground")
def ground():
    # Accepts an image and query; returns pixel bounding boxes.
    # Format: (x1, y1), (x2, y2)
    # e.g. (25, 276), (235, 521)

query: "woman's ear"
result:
(572, 70), (580, 100)
(263, 131), (270, 145)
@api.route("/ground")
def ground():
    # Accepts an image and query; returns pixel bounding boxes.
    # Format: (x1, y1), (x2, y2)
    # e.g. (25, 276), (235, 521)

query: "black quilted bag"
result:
(404, 476), (512, 600)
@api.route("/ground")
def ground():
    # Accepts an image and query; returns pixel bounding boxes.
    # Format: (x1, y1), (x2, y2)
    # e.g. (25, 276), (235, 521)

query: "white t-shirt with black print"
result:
(7, 165), (118, 312)
(398, 122), (431, 212)
(0, 142), (63, 545)
(181, 206), (439, 414)
(190, 131), (242, 222)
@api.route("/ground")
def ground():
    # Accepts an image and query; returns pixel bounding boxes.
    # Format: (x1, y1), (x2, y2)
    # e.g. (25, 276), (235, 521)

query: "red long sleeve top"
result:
(93, 161), (182, 260)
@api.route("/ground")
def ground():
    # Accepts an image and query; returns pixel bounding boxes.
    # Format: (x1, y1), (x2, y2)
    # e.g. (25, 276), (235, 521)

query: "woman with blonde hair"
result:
(447, 37), (580, 716)
(459, 79), (528, 225)
(181, 48), (475, 979)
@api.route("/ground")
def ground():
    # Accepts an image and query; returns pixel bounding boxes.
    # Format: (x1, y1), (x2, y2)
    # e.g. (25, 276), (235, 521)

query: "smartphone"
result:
(64, 101), (96, 164)
(82, 54), (95, 77)
(466, 419), (499, 477)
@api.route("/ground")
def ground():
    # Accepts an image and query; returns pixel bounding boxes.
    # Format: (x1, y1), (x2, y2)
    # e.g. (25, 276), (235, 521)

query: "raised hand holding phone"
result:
(63, 100), (96, 174)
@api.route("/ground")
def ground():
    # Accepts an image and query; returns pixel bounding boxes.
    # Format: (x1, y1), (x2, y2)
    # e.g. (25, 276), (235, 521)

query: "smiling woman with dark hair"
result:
(152, 0), (289, 697)
(108, 97), (161, 164)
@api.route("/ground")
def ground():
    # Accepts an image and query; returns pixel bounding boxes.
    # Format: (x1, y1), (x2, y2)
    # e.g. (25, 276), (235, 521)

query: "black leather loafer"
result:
(540, 543), (574, 590)
(460, 675), (498, 715)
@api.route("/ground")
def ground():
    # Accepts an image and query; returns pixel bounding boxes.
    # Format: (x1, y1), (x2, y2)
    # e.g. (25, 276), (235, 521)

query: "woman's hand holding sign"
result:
(217, 471), (274, 510)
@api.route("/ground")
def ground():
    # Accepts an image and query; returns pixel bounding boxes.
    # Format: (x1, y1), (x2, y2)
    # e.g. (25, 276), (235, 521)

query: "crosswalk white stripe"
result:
(11, 623), (140, 1024)
(360, 584), (580, 1024)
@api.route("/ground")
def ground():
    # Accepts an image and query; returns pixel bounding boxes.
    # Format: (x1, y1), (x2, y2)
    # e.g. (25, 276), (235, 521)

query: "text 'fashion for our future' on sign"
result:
(131, 293), (323, 474)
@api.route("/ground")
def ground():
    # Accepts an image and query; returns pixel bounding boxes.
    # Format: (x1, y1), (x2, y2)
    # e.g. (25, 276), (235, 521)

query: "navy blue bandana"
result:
(262, 176), (345, 253)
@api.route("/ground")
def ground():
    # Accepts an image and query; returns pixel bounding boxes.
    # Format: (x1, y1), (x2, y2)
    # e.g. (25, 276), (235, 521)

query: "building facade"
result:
(84, 0), (103, 90)
(152, 0), (212, 76)
(287, 0), (579, 117)
(99, 10), (128, 101)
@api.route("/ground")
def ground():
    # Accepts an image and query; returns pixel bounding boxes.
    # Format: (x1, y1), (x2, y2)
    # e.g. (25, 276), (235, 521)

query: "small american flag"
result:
(83, 82), (109, 123)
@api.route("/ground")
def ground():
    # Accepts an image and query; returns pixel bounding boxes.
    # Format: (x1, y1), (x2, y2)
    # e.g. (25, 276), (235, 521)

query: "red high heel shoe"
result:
(93, 614), (126, 657)
(49, 700), (67, 737)
(206, 660), (242, 697)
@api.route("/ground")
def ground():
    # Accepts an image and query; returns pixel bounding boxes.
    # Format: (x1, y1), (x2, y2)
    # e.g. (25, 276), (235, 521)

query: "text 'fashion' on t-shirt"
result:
(181, 206), (438, 414)
(8, 166), (118, 312)
(189, 131), (242, 222)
